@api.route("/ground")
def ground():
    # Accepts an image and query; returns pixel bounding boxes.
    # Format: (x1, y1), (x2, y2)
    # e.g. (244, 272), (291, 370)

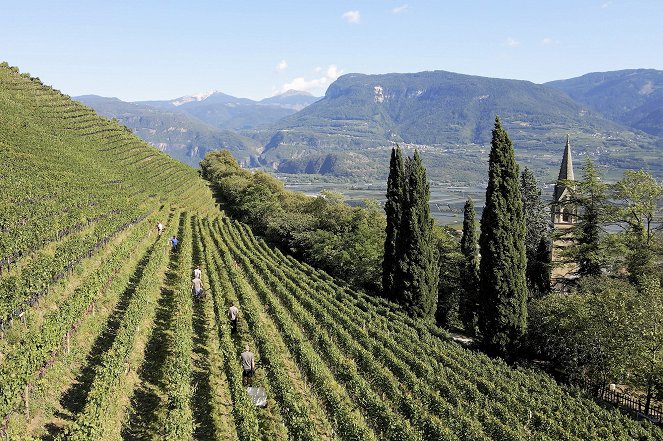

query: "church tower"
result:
(551, 135), (577, 226)
(551, 135), (577, 286)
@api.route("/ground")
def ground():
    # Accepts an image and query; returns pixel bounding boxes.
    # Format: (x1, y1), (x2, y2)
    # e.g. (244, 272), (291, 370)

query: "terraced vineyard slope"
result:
(1, 63), (662, 440)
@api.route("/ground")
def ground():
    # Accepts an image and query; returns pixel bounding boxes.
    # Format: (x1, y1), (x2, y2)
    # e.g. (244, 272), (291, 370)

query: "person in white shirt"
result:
(193, 265), (202, 280)
(192, 277), (204, 301)
(228, 302), (239, 334)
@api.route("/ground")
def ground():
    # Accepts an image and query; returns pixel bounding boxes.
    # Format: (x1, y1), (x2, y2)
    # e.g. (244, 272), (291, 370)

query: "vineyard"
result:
(1, 63), (662, 440)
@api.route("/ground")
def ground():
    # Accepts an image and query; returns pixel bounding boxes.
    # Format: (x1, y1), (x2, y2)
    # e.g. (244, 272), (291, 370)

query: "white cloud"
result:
(277, 65), (343, 95)
(392, 4), (408, 14)
(542, 37), (555, 45)
(342, 10), (361, 24)
(602, 1), (612, 8)
(275, 59), (288, 73)
(504, 37), (520, 48)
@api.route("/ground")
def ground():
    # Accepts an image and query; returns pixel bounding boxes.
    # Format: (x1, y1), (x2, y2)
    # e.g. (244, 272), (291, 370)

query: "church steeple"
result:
(552, 135), (577, 225)
(554, 134), (575, 202)
(551, 135), (579, 288)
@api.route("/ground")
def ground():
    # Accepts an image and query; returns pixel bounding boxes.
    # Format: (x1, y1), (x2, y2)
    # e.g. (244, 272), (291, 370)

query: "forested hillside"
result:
(1, 62), (662, 440)
(547, 69), (663, 136)
(256, 70), (662, 180)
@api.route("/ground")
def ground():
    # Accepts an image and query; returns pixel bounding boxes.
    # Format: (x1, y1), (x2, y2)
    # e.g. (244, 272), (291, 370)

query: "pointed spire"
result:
(554, 135), (575, 201)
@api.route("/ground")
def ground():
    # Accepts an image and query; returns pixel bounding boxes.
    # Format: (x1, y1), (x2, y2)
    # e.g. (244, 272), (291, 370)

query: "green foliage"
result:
(561, 157), (610, 277)
(394, 151), (439, 318)
(204, 216), (663, 440)
(628, 277), (663, 413)
(3, 61), (663, 440)
(611, 169), (663, 284)
(436, 227), (463, 329)
(529, 275), (663, 414)
(478, 117), (528, 357)
(383, 146), (405, 300)
(520, 167), (551, 297)
(200, 149), (386, 290)
(0, 63), (213, 326)
(65, 218), (171, 440)
(75, 95), (262, 169)
(0, 212), (161, 421)
(458, 198), (480, 334)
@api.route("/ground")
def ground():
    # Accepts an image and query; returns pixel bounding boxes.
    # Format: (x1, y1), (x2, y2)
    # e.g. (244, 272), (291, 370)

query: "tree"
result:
(528, 277), (635, 395)
(383, 146), (405, 300)
(563, 157), (609, 278)
(394, 150), (439, 317)
(459, 198), (480, 335)
(478, 117), (528, 357)
(436, 227), (463, 328)
(612, 170), (663, 284)
(520, 168), (551, 297)
(629, 276), (663, 415)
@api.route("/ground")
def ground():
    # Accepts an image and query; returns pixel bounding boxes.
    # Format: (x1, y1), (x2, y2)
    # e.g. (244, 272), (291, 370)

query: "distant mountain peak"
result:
(276, 89), (313, 98)
(172, 89), (220, 106)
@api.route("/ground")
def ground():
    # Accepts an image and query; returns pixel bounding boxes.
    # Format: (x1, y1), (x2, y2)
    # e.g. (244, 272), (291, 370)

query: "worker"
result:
(192, 276), (204, 301)
(228, 302), (239, 334)
(157, 221), (164, 236)
(170, 236), (178, 251)
(193, 265), (202, 280)
(241, 344), (255, 386)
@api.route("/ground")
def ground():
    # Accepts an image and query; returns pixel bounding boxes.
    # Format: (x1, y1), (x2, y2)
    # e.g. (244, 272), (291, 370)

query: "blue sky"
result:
(1, 1), (661, 101)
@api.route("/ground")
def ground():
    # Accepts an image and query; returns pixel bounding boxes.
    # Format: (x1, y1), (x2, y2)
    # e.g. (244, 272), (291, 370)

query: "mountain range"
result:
(76, 90), (319, 167)
(547, 69), (663, 137)
(76, 69), (663, 182)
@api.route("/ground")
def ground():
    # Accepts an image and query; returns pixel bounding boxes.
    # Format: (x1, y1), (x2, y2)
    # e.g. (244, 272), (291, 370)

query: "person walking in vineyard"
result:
(157, 221), (164, 236)
(169, 235), (178, 251)
(241, 344), (255, 386)
(191, 276), (204, 301)
(228, 302), (239, 334)
(193, 265), (202, 280)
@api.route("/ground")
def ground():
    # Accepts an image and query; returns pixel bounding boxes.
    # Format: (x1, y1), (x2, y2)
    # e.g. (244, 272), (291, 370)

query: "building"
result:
(551, 135), (578, 286)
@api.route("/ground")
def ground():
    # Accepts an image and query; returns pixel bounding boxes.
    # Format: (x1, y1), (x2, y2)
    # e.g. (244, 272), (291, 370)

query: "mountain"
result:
(75, 95), (262, 167)
(258, 90), (320, 110)
(256, 70), (661, 181)
(137, 90), (320, 131)
(546, 69), (663, 136)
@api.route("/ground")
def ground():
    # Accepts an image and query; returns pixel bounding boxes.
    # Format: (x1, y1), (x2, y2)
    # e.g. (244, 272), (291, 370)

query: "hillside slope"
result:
(0, 63), (661, 439)
(547, 69), (663, 137)
(75, 95), (262, 168)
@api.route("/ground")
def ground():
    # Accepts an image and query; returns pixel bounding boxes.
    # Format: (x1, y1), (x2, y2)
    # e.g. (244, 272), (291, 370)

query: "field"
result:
(282, 178), (487, 226)
(1, 63), (662, 440)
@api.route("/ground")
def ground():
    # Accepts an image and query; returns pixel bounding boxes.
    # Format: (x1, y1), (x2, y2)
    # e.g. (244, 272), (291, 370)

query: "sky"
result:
(1, 0), (661, 101)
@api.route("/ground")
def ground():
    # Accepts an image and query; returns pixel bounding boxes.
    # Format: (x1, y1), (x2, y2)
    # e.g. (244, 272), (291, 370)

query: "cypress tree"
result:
(530, 236), (552, 295)
(459, 198), (480, 335)
(478, 117), (527, 357)
(520, 167), (552, 297)
(382, 146), (405, 300)
(394, 150), (439, 317)
(560, 157), (608, 279)
(575, 158), (607, 278)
